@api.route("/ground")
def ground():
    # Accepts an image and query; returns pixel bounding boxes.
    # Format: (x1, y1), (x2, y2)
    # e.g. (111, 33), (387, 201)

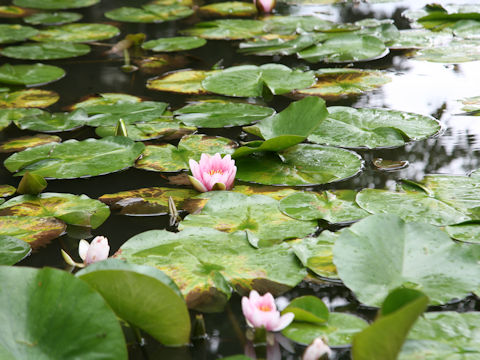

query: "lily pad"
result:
(0, 193), (110, 228)
(24, 11), (83, 25)
(142, 36), (206, 52)
(77, 259), (191, 346)
(72, 93), (142, 109)
(117, 227), (306, 312)
(31, 23), (120, 43)
(333, 214), (480, 306)
(414, 39), (480, 63)
(298, 34), (388, 63)
(238, 35), (323, 57)
(135, 134), (236, 172)
(0, 215), (65, 246)
(294, 68), (391, 98)
(0, 42), (91, 60)
(0, 108), (41, 131)
(178, 192), (317, 247)
(308, 107), (441, 149)
(105, 4), (193, 23)
(387, 29), (453, 50)
(0, 235), (31, 265)
(99, 187), (197, 215)
(14, 109), (88, 132)
(0, 24), (38, 44)
(0, 63), (65, 87)
(147, 70), (217, 94)
(174, 100), (275, 128)
(0, 5), (28, 18)
(198, 2), (257, 17)
(0, 185), (16, 197)
(4, 136), (145, 179)
(13, 0), (100, 9)
(0, 134), (61, 153)
(0, 266), (127, 359)
(445, 221), (480, 244)
(262, 15), (337, 35)
(279, 190), (369, 223)
(235, 144), (363, 186)
(0, 89), (59, 108)
(202, 64), (315, 97)
(181, 19), (265, 40)
(460, 95), (480, 112)
(283, 296), (329, 324)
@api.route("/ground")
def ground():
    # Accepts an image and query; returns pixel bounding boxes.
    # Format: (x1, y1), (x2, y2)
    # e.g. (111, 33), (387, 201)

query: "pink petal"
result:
(189, 159), (202, 179)
(78, 239), (89, 261)
(271, 312), (294, 332)
(84, 236), (110, 264)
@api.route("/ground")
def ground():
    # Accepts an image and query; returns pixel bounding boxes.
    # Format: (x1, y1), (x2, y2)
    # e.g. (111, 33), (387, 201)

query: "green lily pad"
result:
(13, 0), (99, 9)
(235, 144), (363, 186)
(453, 20), (480, 39)
(14, 109), (88, 132)
(117, 227), (306, 312)
(135, 134), (236, 172)
(283, 295), (329, 324)
(294, 68), (391, 98)
(238, 35), (323, 57)
(99, 187), (197, 215)
(308, 107), (441, 149)
(445, 221), (480, 244)
(0, 108), (42, 131)
(0, 134), (61, 153)
(105, 4), (193, 23)
(290, 230), (339, 279)
(202, 64), (315, 97)
(279, 190), (369, 223)
(178, 192), (317, 247)
(142, 36), (206, 52)
(72, 93), (141, 109)
(262, 15), (337, 35)
(174, 100), (275, 128)
(0, 185), (16, 197)
(356, 188), (470, 226)
(0, 42), (91, 60)
(0, 63), (65, 87)
(0, 266), (127, 359)
(0, 215), (66, 247)
(0, 193), (110, 228)
(414, 39), (480, 63)
(181, 19), (265, 40)
(31, 23), (120, 43)
(0, 235), (30, 265)
(298, 34), (388, 63)
(147, 70), (216, 94)
(333, 214), (480, 306)
(460, 95), (480, 112)
(24, 11), (83, 25)
(387, 29), (453, 50)
(400, 312), (480, 359)
(198, 2), (257, 17)
(77, 259), (190, 346)
(0, 5), (28, 18)
(0, 24), (38, 44)
(4, 136), (145, 179)
(0, 89), (59, 108)
(282, 313), (368, 346)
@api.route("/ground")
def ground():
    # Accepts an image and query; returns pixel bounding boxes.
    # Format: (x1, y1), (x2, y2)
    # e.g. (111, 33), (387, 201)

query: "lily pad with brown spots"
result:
(99, 187), (197, 215)
(31, 23), (120, 43)
(117, 227), (306, 312)
(0, 6), (28, 18)
(147, 70), (217, 94)
(71, 93), (142, 110)
(0, 134), (61, 153)
(0, 89), (59, 108)
(198, 2), (257, 17)
(0, 185), (15, 197)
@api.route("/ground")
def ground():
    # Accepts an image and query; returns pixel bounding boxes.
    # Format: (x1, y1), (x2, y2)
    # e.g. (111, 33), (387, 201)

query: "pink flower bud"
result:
(78, 236), (110, 265)
(188, 153), (236, 192)
(303, 337), (332, 360)
(254, 0), (276, 13)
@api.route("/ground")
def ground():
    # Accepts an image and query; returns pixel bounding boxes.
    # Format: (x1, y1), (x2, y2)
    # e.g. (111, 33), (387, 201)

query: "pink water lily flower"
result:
(242, 290), (295, 332)
(303, 337), (332, 360)
(254, 0), (276, 13)
(188, 153), (236, 192)
(78, 236), (110, 265)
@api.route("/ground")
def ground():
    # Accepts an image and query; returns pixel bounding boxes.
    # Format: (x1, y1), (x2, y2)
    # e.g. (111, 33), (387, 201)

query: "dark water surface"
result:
(2, 0), (480, 358)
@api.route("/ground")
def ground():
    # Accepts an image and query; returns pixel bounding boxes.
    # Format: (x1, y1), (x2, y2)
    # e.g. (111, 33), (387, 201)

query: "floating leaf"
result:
(174, 100), (275, 128)
(178, 192), (317, 247)
(0, 266), (127, 359)
(262, 15), (337, 34)
(0, 42), (91, 60)
(182, 19), (265, 40)
(135, 134), (236, 172)
(0, 63), (65, 87)
(13, 0), (99, 9)
(0, 24), (38, 44)
(414, 39), (480, 63)
(0, 235), (31, 265)
(308, 107), (441, 149)
(105, 4), (193, 23)
(24, 11), (82, 25)
(333, 214), (480, 306)
(0, 215), (65, 246)
(99, 187), (197, 215)
(0, 185), (16, 197)
(0, 89), (59, 108)
(4, 136), (145, 179)
(77, 259), (191, 346)
(31, 23), (120, 43)
(0, 134), (60, 153)
(147, 70), (216, 94)
(460, 95), (480, 112)
(238, 35), (322, 57)
(387, 29), (452, 50)
(14, 109), (88, 132)
(118, 227), (306, 312)
(373, 158), (409, 171)
(446, 221), (480, 244)
(72, 93), (142, 109)
(235, 144), (363, 186)
(0, 5), (28, 18)
(198, 2), (257, 17)
(279, 190), (369, 223)
(282, 295), (329, 324)
(142, 36), (206, 52)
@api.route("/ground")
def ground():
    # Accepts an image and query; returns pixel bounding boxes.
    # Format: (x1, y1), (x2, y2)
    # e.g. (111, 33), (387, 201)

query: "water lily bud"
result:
(78, 236), (110, 265)
(254, 0), (276, 13)
(302, 337), (332, 360)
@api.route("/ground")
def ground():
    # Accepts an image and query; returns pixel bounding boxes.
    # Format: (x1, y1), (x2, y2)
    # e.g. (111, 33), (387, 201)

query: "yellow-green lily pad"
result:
(31, 23), (120, 43)
(198, 2), (257, 17)
(0, 134), (61, 153)
(0, 89), (59, 108)
(181, 19), (265, 40)
(105, 4), (193, 23)
(146, 69), (217, 94)
(24, 11), (83, 25)
(0, 215), (66, 247)
(0, 24), (38, 44)
(0, 42), (91, 60)
(0, 185), (16, 197)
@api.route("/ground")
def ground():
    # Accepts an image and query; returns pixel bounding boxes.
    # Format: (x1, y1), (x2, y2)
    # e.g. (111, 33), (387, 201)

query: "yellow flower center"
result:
(259, 305), (272, 312)
(208, 169), (224, 175)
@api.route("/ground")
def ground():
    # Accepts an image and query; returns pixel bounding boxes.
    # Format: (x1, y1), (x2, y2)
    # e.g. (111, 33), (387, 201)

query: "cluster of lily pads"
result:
(2, 0), (480, 358)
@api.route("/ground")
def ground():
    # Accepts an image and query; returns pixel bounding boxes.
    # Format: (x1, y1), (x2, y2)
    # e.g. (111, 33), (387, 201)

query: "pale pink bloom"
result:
(78, 236), (110, 265)
(302, 337), (332, 360)
(254, 0), (276, 13)
(188, 153), (236, 192)
(241, 290), (294, 332)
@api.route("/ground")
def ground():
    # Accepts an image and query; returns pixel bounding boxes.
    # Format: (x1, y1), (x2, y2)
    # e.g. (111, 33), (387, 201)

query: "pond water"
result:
(2, 0), (480, 358)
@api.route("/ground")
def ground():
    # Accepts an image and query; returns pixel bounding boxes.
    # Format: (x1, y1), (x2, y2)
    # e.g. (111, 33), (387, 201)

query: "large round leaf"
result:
(4, 136), (145, 179)
(0, 216), (66, 247)
(0, 63), (65, 87)
(198, 2), (257, 17)
(142, 36), (206, 52)
(387, 29), (453, 50)
(0, 89), (59, 108)
(105, 4), (193, 23)
(235, 144), (363, 186)
(13, 109), (88, 132)
(178, 192), (317, 247)
(181, 19), (265, 40)
(0, 134), (61, 153)
(24, 11), (83, 25)
(31, 23), (119, 43)
(308, 107), (441, 149)
(71, 93), (142, 109)
(77, 259), (191, 346)
(262, 15), (337, 34)
(414, 39), (480, 63)
(0, 235), (30, 265)
(0, 24), (37, 44)
(238, 35), (322, 57)
(13, 0), (99, 9)
(0, 266), (127, 359)
(0, 42), (91, 60)
(118, 227), (306, 312)
(147, 70), (216, 94)
(333, 214), (480, 306)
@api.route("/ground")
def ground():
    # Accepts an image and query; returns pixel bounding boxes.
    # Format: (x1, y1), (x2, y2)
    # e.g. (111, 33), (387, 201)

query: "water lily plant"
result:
(254, 0), (276, 13)
(61, 236), (110, 268)
(242, 290), (294, 332)
(188, 153), (236, 192)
